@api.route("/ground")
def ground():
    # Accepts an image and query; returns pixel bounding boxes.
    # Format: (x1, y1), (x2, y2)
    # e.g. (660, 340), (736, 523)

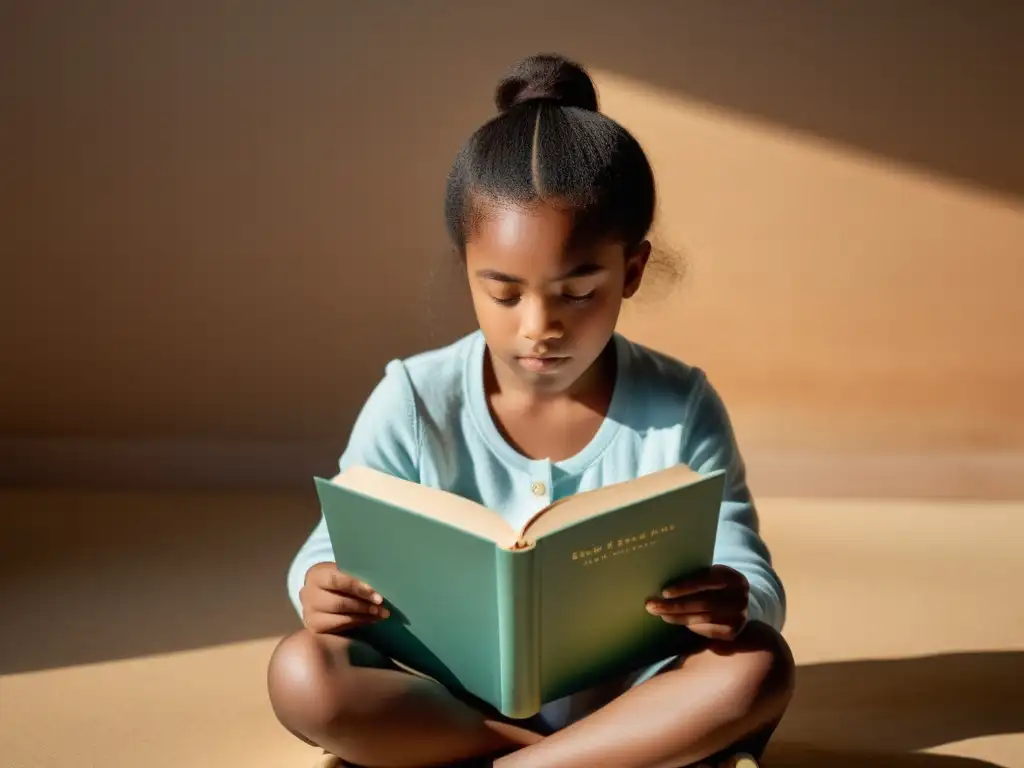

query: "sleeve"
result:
(285, 359), (422, 617)
(680, 372), (786, 631)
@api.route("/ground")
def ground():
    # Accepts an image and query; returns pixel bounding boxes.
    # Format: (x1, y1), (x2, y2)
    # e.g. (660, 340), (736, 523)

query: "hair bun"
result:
(495, 54), (599, 113)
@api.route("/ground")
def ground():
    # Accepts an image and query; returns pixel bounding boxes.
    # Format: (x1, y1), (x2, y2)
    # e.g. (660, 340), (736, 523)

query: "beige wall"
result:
(2, 2), (1022, 497)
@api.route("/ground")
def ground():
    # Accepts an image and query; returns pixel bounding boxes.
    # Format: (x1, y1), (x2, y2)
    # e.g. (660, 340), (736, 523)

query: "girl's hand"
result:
(645, 564), (749, 641)
(299, 562), (390, 635)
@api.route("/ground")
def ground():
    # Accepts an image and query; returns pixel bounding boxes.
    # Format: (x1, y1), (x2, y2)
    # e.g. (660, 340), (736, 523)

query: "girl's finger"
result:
(686, 622), (741, 641)
(657, 610), (739, 630)
(310, 589), (389, 618)
(647, 598), (715, 615)
(321, 569), (383, 605)
(659, 615), (736, 638)
(658, 612), (714, 626)
(305, 611), (378, 635)
(646, 591), (746, 615)
(660, 565), (747, 599)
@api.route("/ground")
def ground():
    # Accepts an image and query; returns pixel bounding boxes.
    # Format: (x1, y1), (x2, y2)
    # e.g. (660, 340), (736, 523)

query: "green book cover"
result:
(313, 462), (725, 719)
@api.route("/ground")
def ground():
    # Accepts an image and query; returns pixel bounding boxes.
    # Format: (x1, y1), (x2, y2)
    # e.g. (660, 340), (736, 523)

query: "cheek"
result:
(469, 289), (515, 334)
(575, 290), (623, 330)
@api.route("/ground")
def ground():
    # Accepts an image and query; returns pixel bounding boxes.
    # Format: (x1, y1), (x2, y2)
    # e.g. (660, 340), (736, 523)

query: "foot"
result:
(720, 754), (760, 768)
(696, 753), (760, 768)
(319, 752), (500, 768)
(320, 747), (759, 768)
(312, 750), (343, 767)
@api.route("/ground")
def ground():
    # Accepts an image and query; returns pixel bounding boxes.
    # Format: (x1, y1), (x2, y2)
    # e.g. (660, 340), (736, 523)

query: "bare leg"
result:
(494, 622), (795, 768)
(267, 630), (545, 767)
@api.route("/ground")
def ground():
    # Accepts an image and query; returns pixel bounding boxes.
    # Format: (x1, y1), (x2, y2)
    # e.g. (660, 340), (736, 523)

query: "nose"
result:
(521, 295), (564, 344)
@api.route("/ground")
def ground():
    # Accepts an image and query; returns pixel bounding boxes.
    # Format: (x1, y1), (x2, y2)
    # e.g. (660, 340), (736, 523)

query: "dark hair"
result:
(444, 54), (657, 258)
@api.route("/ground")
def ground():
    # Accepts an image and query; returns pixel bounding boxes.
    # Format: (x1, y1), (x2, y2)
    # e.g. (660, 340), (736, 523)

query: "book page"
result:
(333, 465), (520, 548)
(519, 463), (704, 543)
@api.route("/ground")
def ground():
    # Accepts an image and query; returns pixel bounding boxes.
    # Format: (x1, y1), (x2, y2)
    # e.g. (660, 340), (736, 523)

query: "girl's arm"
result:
(682, 373), (787, 632)
(285, 360), (422, 616)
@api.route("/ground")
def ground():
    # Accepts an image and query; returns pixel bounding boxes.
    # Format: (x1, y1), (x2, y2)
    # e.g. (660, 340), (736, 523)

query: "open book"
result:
(314, 462), (726, 719)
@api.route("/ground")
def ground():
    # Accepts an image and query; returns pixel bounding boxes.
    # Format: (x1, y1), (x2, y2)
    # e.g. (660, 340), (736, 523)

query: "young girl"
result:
(268, 54), (794, 768)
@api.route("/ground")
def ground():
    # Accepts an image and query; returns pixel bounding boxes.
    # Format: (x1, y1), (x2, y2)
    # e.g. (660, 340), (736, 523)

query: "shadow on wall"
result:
(1, 0), (1021, 465)
(7, 1), (1019, 203)
(578, 0), (1024, 203)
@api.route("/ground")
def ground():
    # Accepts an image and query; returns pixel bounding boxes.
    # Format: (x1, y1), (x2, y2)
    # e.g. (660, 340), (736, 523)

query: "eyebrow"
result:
(475, 263), (606, 284)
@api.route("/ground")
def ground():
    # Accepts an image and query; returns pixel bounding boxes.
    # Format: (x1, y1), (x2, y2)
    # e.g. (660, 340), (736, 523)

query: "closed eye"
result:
(489, 291), (595, 307)
(563, 291), (596, 304)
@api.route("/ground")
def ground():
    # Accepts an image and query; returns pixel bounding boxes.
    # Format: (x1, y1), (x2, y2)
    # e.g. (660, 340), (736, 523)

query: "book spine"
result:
(494, 544), (540, 719)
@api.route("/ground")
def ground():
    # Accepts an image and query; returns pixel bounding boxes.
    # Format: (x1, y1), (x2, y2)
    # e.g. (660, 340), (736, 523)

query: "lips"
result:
(517, 356), (569, 373)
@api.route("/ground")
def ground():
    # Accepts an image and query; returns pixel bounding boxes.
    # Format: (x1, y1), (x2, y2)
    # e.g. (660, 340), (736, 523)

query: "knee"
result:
(710, 621), (796, 718)
(267, 630), (356, 739)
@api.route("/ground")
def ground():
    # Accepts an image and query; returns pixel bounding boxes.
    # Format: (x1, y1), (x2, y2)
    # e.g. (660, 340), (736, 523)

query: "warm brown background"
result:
(2, 7), (1023, 767)
(3, 1), (1022, 498)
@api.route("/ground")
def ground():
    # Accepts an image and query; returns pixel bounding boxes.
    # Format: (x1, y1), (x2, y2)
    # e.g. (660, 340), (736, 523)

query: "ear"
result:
(622, 241), (652, 299)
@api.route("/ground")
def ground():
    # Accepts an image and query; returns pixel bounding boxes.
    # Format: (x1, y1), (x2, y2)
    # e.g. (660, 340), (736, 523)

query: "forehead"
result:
(467, 202), (621, 274)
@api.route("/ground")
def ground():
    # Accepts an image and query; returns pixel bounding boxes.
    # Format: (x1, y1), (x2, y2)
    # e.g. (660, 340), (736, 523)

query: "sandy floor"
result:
(1, 489), (1021, 768)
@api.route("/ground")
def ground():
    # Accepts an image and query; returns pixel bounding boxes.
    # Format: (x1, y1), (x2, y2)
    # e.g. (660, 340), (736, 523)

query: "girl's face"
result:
(464, 202), (649, 396)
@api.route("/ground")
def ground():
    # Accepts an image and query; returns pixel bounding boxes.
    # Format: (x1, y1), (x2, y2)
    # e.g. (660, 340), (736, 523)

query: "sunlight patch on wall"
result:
(591, 69), (1024, 457)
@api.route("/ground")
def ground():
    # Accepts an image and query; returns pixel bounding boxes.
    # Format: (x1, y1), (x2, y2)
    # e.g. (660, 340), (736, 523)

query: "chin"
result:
(520, 363), (585, 393)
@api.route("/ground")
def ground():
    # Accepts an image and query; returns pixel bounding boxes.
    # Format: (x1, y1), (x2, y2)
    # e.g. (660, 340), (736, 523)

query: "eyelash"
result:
(492, 292), (595, 307)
